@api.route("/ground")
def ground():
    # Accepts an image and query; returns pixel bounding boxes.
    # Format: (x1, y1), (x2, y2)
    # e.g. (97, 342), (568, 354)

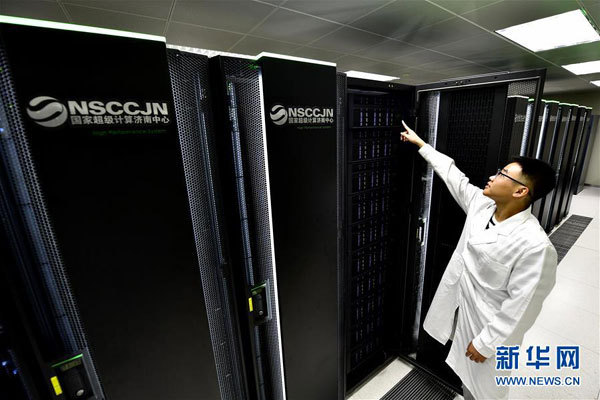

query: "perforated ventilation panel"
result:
(446, 87), (496, 185)
(167, 49), (245, 400)
(220, 57), (285, 400)
(413, 91), (440, 343)
(0, 39), (103, 395)
(336, 72), (347, 396)
(507, 80), (538, 97)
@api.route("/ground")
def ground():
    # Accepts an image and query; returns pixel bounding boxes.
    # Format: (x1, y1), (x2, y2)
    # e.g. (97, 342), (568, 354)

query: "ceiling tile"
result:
(282, 0), (389, 24)
(397, 17), (485, 48)
(461, 0), (581, 31)
(481, 54), (553, 71)
(351, 0), (453, 38)
(252, 8), (339, 45)
(415, 55), (478, 70)
(337, 55), (412, 77)
(292, 46), (345, 62)
(582, 0), (599, 25)
(65, 3), (166, 35)
(437, 63), (498, 79)
(230, 35), (300, 55)
(431, 33), (512, 59)
(166, 22), (244, 51)
(401, 68), (452, 84)
(543, 77), (598, 94)
(171, 1), (274, 33)
(394, 49), (460, 67)
(0, 0), (68, 23)
(353, 39), (422, 63)
(311, 27), (385, 53)
(63, 0), (172, 19)
(538, 42), (600, 67)
(427, 0), (503, 15)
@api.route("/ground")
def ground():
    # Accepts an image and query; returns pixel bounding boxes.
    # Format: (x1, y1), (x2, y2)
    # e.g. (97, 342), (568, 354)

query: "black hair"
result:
(511, 156), (556, 202)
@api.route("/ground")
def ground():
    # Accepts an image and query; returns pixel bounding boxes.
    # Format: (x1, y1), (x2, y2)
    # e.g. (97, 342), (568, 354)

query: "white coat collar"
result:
(495, 205), (532, 236)
(469, 203), (531, 244)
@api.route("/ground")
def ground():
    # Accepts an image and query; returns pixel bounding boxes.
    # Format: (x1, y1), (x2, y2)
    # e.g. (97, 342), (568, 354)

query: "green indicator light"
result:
(51, 354), (83, 369)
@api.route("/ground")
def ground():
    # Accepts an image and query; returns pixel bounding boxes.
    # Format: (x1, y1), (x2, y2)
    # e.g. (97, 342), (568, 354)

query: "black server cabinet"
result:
(499, 95), (530, 165)
(340, 70), (545, 394)
(574, 114), (597, 194)
(343, 79), (418, 391)
(562, 107), (591, 217)
(531, 100), (561, 221)
(541, 104), (572, 232)
(0, 23), (243, 400)
(208, 56), (288, 400)
(553, 106), (584, 227)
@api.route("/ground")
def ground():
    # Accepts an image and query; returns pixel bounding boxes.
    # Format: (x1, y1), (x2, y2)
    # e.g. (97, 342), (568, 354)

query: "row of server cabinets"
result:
(528, 99), (595, 233)
(0, 20), (594, 400)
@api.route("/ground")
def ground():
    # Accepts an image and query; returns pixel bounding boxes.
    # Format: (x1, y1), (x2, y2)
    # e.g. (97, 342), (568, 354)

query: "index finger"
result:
(401, 120), (410, 131)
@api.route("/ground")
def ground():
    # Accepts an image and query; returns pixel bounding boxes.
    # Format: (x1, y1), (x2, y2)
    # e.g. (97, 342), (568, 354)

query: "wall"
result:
(543, 88), (600, 186)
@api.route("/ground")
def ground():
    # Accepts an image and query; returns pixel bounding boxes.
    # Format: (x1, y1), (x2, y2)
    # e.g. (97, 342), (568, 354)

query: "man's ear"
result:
(513, 186), (529, 199)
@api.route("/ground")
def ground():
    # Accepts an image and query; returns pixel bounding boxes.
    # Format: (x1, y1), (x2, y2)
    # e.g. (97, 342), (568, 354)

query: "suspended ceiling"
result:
(2, 0), (599, 94)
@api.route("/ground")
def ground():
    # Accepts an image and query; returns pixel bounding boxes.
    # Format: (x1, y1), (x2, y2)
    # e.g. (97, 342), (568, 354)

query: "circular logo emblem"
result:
(26, 96), (68, 128)
(269, 104), (287, 126)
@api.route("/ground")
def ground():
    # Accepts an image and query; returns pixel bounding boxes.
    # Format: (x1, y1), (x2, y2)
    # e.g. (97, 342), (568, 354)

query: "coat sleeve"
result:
(418, 144), (482, 213)
(471, 244), (558, 358)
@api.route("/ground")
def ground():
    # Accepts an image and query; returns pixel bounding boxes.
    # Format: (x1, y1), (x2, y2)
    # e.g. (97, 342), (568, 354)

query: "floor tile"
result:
(534, 294), (599, 353)
(348, 358), (413, 400)
(548, 274), (599, 316)
(556, 246), (599, 289)
(574, 227), (600, 252)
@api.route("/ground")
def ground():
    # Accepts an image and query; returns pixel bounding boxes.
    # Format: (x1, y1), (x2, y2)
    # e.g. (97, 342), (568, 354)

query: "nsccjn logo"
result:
(26, 96), (68, 128)
(269, 104), (288, 126)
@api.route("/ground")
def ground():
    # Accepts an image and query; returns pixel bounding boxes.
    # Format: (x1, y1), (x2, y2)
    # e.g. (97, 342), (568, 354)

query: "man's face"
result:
(483, 162), (529, 201)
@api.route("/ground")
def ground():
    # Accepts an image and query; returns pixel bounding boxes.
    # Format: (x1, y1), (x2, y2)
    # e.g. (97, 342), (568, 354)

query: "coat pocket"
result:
(478, 257), (511, 289)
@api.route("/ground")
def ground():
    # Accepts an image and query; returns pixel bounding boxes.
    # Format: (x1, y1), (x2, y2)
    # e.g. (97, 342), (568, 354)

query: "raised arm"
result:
(401, 121), (481, 213)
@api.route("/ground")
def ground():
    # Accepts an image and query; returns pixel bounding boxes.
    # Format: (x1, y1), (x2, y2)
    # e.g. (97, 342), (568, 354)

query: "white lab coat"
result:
(419, 144), (558, 400)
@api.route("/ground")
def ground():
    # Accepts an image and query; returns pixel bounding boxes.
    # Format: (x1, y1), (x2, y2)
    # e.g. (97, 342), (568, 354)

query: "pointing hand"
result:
(400, 120), (426, 148)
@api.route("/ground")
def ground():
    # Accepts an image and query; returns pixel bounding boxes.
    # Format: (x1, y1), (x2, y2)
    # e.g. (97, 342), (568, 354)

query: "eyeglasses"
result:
(493, 169), (532, 196)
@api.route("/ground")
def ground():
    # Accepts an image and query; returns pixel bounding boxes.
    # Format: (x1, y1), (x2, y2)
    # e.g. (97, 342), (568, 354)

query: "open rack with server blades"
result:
(343, 78), (418, 391)
(0, 22), (248, 400)
(340, 70), (546, 395)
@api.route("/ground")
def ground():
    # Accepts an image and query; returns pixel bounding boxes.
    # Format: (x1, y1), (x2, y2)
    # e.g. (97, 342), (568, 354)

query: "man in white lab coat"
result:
(400, 121), (558, 400)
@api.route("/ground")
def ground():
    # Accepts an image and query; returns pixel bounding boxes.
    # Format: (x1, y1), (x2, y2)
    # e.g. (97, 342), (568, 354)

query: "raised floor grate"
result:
(381, 368), (457, 400)
(549, 215), (593, 263)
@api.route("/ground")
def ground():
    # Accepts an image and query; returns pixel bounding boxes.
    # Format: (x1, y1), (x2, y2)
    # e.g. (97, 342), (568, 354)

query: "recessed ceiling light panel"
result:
(345, 70), (399, 81)
(562, 60), (600, 75)
(496, 10), (600, 52)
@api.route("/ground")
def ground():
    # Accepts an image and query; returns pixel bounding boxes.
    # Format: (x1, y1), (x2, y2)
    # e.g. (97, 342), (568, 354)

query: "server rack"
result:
(340, 70), (546, 394)
(208, 55), (287, 400)
(531, 100), (560, 221)
(344, 80), (417, 391)
(541, 104), (572, 231)
(553, 106), (584, 227)
(0, 22), (245, 400)
(574, 114), (597, 194)
(562, 107), (591, 218)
